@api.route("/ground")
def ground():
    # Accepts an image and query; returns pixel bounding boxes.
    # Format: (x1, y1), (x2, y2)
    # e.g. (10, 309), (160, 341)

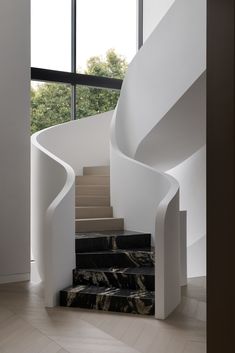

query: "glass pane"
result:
(76, 0), (137, 78)
(31, 82), (71, 134)
(76, 86), (120, 119)
(31, 0), (71, 71)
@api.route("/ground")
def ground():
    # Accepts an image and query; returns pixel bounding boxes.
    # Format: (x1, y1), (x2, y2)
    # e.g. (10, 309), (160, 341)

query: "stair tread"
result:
(76, 248), (154, 255)
(61, 284), (154, 299)
(76, 217), (123, 221)
(76, 185), (110, 188)
(76, 175), (110, 177)
(74, 267), (155, 275)
(83, 166), (110, 176)
(76, 206), (111, 208)
(75, 230), (150, 238)
(76, 195), (109, 198)
(76, 175), (110, 185)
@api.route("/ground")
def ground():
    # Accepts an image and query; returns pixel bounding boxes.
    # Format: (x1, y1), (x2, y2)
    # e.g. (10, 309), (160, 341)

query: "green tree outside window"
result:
(31, 49), (127, 134)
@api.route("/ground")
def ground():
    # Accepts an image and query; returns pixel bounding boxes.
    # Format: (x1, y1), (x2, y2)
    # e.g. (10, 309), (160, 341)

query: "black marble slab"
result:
(76, 249), (155, 269)
(75, 231), (151, 253)
(60, 285), (155, 316)
(73, 267), (155, 291)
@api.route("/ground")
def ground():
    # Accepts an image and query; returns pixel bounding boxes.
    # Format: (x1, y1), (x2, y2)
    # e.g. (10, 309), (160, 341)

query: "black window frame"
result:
(31, 0), (143, 120)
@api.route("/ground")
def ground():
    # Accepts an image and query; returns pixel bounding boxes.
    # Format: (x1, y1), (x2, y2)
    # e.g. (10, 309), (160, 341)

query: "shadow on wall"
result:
(168, 146), (206, 278)
(187, 235), (206, 278)
(135, 73), (206, 171)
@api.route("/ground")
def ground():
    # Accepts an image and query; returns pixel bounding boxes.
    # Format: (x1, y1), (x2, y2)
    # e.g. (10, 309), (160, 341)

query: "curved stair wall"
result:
(110, 0), (206, 319)
(135, 72), (206, 278)
(31, 111), (112, 307)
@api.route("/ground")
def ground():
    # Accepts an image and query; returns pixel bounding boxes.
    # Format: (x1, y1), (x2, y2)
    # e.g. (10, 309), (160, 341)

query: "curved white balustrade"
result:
(31, 0), (206, 318)
(110, 0), (206, 318)
(111, 110), (180, 319)
(31, 112), (112, 306)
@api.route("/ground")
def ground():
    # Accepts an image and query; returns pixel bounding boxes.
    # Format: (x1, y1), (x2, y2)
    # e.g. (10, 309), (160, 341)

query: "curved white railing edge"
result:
(31, 126), (75, 232)
(31, 126), (75, 202)
(155, 176), (180, 318)
(111, 108), (181, 319)
(31, 112), (112, 307)
(31, 125), (76, 307)
(110, 108), (177, 184)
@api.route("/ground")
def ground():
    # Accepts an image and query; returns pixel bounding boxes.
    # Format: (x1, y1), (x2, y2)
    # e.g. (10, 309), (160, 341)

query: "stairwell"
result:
(60, 166), (155, 315)
(75, 166), (124, 232)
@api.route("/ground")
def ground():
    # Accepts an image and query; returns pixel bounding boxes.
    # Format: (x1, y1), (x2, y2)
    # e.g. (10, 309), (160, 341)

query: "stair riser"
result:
(60, 290), (154, 315)
(83, 166), (110, 176)
(76, 197), (110, 207)
(73, 269), (154, 291)
(76, 207), (113, 219)
(76, 251), (155, 269)
(76, 175), (110, 185)
(76, 218), (124, 233)
(75, 233), (151, 252)
(76, 185), (110, 197)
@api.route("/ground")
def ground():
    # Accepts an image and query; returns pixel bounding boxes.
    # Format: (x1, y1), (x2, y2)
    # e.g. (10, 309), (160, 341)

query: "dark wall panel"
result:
(207, 0), (235, 352)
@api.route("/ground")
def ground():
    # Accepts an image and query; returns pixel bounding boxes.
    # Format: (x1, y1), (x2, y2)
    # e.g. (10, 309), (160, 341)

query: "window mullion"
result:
(71, 0), (77, 120)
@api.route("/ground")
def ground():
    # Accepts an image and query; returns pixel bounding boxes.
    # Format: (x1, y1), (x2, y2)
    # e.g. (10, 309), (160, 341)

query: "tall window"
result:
(31, 0), (71, 71)
(31, 0), (141, 134)
(76, 0), (137, 75)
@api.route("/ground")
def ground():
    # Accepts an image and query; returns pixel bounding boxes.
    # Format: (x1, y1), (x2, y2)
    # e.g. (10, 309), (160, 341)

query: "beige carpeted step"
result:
(76, 217), (124, 232)
(76, 185), (110, 196)
(83, 166), (110, 176)
(76, 206), (113, 219)
(76, 175), (110, 185)
(76, 196), (110, 207)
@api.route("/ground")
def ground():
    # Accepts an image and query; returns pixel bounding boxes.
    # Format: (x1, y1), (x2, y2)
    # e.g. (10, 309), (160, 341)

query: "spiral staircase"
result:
(31, 0), (206, 319)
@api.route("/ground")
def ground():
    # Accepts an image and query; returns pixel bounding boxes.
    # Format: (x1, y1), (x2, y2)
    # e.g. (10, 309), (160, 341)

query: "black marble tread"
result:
(76, 248), (155, 269)
(76, 230), (150, 237)
(60, 285), (155, 315)
(73, 267), (154, 291)
(75, 230), (151, 252)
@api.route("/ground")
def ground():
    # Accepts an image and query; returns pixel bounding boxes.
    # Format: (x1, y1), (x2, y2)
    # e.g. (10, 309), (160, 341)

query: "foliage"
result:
(31, 84), (71, 134)
(31, 49), (127, 134)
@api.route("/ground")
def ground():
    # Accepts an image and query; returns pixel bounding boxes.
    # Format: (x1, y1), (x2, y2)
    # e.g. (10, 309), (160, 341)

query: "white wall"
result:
(143, 0), (175, 41)
(0, 0), (30, 283)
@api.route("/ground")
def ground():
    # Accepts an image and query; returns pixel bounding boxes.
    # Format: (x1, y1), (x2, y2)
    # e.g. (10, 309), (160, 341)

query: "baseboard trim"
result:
(0, 273), (30, 284)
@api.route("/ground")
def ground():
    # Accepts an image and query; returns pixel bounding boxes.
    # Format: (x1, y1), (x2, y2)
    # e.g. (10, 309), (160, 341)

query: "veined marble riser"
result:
(60, 285), (155, 315)
(76, 249), (155, 269)
(60, 229), (155, 317)
(73, 267), (155, 291)
(75, 231), (151, 253)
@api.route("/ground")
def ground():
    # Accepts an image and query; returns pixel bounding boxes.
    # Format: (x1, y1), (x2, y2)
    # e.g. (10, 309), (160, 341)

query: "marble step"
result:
(75, 231), (151, 252)
(76, 218), (124, 233)
(76, 196), (110, 207)
(75, 206), (113, 219)
(76, 175), (110, 185)
(76, 249), (155, 269)
(83, 166), (110, 176)
(60, 285), (155, 315)
(76, 185), (110, 196)
(73, 267), (155, 291)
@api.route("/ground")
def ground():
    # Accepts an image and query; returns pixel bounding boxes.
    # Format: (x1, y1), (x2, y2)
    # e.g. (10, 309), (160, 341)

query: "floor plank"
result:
(0, 271), (206, 353)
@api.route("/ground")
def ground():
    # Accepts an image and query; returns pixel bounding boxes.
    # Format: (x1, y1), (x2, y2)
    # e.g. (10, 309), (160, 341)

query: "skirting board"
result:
(0, 273), (30, 284)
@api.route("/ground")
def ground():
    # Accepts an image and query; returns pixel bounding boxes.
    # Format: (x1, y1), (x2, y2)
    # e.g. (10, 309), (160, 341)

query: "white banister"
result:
(110, 0), (206, 318)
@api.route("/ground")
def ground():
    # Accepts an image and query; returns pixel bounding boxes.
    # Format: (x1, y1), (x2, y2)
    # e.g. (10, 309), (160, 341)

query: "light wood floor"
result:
(0, 266), (206, 353)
